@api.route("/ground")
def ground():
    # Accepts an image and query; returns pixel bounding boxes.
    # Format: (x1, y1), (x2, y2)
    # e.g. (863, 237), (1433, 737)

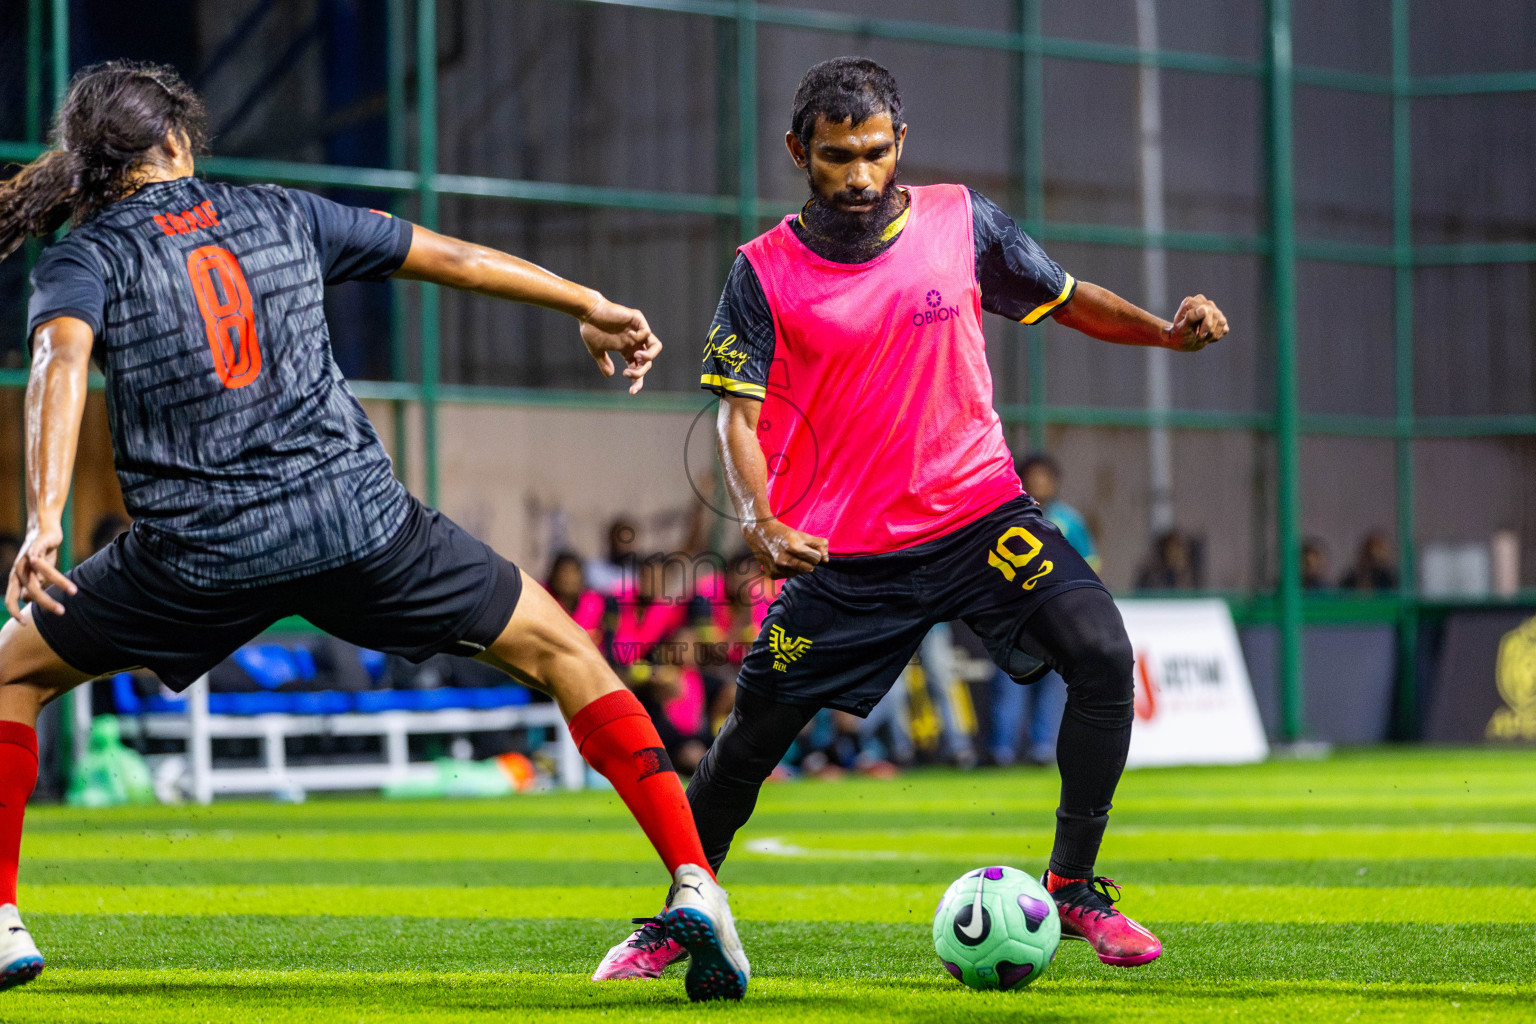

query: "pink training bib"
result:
(740, 184), (1023, 555)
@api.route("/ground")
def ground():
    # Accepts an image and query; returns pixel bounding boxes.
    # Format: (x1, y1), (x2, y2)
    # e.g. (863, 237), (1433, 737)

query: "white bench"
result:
(80, 677), (585, 803)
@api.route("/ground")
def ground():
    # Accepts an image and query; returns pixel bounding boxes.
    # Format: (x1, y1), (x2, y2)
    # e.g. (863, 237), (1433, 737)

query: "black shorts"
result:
(33, 498), (523, 692)
(737, 496), (1106, 715)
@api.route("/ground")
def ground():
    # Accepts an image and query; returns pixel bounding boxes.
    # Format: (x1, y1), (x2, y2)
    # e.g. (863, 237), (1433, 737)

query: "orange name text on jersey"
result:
(153, 200), (221, 237)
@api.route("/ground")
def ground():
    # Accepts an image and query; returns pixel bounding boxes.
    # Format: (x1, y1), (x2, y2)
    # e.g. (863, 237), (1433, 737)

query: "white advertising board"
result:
(1118, 599), (1269, 767)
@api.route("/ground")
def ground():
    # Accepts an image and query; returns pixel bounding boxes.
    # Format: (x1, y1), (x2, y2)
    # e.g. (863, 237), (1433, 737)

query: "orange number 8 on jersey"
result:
(186, 245), (262, 388)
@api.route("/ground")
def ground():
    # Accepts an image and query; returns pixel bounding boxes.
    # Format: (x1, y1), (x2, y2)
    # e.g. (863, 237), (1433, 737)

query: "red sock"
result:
(1045, 870), (1086, 893)
(568, 690), (714, 880)
(0, 722), (38, 907)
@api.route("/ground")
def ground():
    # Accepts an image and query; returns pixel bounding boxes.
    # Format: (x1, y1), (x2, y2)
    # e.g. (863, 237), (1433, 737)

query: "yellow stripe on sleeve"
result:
(1019, 273), (1077, 325)
(701, 374), (767, 399)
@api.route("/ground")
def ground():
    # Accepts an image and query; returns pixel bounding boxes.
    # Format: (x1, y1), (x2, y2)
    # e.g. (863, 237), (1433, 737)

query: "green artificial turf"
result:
(6, 747), (1535, 1022)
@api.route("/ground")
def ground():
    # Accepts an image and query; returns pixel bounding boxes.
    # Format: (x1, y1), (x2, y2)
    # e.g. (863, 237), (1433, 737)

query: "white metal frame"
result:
(90, 677), (585, 803)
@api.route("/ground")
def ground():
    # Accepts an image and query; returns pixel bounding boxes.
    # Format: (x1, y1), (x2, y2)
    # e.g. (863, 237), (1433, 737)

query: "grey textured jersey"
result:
(27, 177), (414, 586)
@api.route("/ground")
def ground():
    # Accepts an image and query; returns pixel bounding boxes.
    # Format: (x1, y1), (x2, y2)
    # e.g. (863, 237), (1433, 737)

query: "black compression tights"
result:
(686, 688), (819, 873)
(1012, 586), (1136, 879)
(687, 586), (1135, 878)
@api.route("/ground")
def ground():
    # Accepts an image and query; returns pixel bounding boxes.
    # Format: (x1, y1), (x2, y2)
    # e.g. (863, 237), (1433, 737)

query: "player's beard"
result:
(799, 167), (905, 263)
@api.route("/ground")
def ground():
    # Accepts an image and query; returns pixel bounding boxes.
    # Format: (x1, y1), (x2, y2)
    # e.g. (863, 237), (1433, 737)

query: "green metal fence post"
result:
(735, 0), (758, 243)
(50, 0), (71, 570)
(1020, 0), (1047, 450)
(417, 0), (440, 508)
(0, 0), (1530, 632)
(1391, 0), (1419, 737)
(49, 0), (67, 129)
(714, 11), (737, 276)
(25, 0), (43, 142)
(48, 0), (77, 788)
(20, 0), (44, 529)
(1266, 0), (1303, 741)
(386, 0), (411, 487)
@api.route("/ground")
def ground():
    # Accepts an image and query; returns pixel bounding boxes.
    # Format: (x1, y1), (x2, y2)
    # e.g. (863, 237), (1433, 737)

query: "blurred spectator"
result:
(1302, 537), (1331, 591)
(989, 650), (1067, 768)
(860, 678), (915, 767)
(630, 553), (781, 774)
(779, 707), (899, 780)
(1019, 453), (1100, 572)
(694, 551), (777, 666)
(1340, 529), (1399, 593)
(544, 550), (606, 644)
(728, 551), (778, 635)
(917, 623), (976, 768)
(586, 518), (638, 596)
(610, 552), (697, 767)
(610, 555), (689, 666)
(627, 586), (748, 775)
(0, 533), (19, 575)
(89, 513), (130, 556)
(1136, 529), (1201, 591)
(631, 623), (712, 774)
(989, 453), (1097, 767)
(682, 470), (718, 557)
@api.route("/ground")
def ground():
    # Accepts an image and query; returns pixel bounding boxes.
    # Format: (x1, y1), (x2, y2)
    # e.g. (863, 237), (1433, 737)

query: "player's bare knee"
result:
(530, 633), (610, 691)
(0, 669), (59, 718)
(0, 635), (42, 693)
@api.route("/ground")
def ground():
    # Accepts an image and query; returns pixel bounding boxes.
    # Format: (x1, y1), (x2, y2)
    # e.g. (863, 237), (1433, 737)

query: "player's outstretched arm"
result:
(393, 225), (662, 394)
(1053, 281), (1229, 352)
(5, 317), (91, 621)
(717, 395), (829, 579)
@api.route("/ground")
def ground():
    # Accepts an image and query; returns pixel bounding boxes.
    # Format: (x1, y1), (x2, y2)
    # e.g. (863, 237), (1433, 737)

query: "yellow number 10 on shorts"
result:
(987, 527), (1055, 591)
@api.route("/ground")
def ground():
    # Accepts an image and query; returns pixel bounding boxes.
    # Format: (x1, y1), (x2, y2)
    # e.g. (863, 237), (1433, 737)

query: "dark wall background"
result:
(0, 0), (1531, 591)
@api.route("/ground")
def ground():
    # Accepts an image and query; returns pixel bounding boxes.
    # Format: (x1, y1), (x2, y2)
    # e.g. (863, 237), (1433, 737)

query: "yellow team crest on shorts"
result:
(769, 624), (813, 672)
(1487, 615), (1536, 741)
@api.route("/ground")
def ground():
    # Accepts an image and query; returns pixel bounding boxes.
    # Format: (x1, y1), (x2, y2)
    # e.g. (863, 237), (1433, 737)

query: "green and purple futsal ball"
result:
(932, 866), (1060, 990)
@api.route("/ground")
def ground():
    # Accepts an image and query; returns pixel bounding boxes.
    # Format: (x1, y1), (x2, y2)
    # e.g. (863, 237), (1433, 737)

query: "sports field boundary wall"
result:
(2, 0), (1534, 757)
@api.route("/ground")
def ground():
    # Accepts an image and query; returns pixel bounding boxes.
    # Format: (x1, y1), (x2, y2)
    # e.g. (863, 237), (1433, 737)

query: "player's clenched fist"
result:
(1168, 294), (1229, 352)
(580, 297), (663, 395)
(745, 519), (829, 579)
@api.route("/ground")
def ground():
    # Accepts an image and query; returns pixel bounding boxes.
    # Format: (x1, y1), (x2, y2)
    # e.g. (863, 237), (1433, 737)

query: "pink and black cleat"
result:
(1045, 875), (1163, 967)
(591, 916), (688, 981)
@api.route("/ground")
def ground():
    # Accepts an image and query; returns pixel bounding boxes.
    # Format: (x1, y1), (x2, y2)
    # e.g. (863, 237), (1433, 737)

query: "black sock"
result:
(1049, 714), (1132, 879)
(1009, 587), (1136, 881)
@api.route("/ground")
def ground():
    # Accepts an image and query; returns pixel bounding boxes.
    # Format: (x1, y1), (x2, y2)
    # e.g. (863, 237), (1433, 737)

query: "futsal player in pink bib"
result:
(594, 56), (1228, 980)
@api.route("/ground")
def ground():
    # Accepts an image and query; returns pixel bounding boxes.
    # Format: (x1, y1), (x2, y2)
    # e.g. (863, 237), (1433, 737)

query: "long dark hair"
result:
(0, 61), (208, 261)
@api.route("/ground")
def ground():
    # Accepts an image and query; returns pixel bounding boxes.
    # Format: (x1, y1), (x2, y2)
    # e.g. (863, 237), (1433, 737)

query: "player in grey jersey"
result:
(0, 62), (749, 1001)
